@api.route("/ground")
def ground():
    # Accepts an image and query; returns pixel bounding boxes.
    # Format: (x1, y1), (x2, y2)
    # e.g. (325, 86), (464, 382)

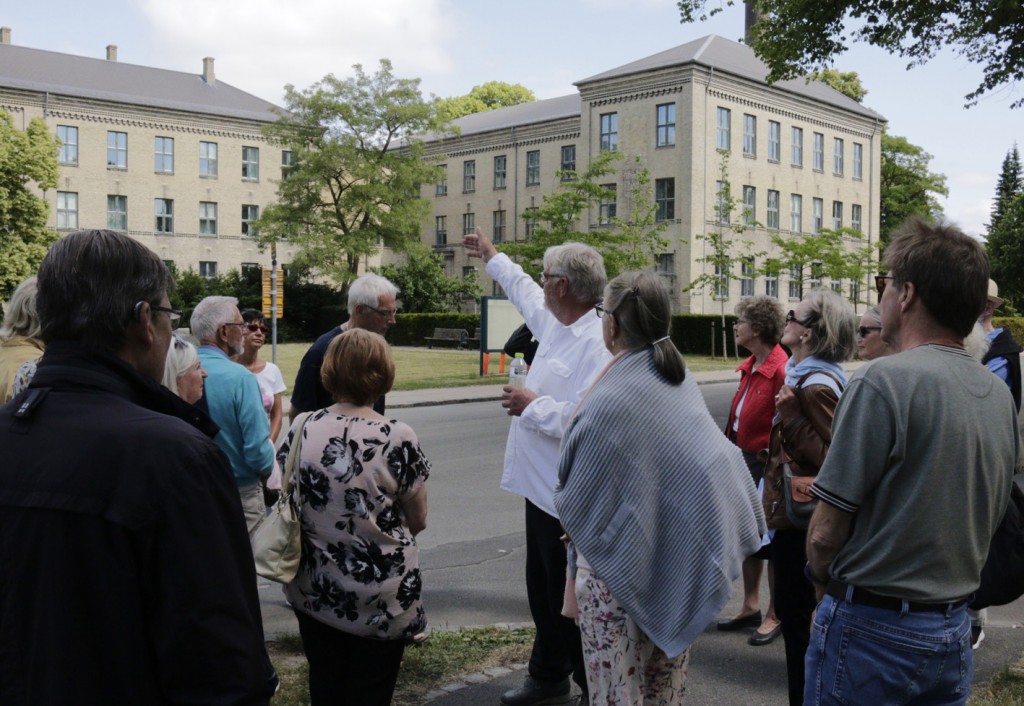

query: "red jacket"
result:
(725, 344), (788, 453)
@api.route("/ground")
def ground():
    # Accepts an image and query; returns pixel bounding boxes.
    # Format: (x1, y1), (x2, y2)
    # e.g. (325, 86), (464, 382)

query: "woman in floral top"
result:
(277, 328), (430, 706)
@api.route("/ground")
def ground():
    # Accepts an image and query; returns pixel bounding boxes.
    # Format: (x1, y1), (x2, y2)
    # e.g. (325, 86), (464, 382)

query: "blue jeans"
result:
(805, 592), (973, 705)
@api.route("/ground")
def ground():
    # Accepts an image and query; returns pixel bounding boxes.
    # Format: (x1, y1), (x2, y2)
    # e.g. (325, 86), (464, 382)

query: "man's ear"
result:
(127, 301), (157, 346)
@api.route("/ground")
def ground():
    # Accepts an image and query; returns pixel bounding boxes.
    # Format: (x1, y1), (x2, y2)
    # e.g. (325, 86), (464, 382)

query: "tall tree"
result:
(435, 81), (536, 122)
(811, 68), (868, 102)
(257, 60), (448, 285)
(376, 243), (480, 313)
(879, 133), (948, 244)
(986, 192), (1024, 312)
(989, 145), (1022, 232)
(0, 111), (60, 298)
(678, 0), (1024, 108)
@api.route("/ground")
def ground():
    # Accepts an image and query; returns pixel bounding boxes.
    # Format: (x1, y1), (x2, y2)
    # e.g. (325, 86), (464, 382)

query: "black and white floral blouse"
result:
(278, 409), (430, 639)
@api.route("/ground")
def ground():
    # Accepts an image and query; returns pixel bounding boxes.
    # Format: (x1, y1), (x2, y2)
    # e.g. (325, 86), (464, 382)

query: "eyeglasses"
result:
(857, 326), (882, 338)
(786, 310), (814, 327)
(246, 323), (269, 334)
(367, 306), (397, 318)
(875, 275), (895, 297)
(733, 318), (748, 328)
(151, 305), (181, 323)
(540, 271), (565, 285)
(594, 302), (608, 318)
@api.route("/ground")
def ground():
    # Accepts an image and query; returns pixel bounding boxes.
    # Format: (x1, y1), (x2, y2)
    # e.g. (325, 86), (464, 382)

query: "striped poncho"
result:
(554, 348), (765, 658)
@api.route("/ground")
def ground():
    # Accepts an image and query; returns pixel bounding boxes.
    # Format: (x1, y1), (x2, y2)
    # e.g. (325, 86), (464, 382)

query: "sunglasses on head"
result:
(246, 323), (269, 334)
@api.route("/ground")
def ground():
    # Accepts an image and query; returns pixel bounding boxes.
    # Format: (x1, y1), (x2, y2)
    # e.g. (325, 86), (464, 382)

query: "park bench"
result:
(466, 328), (481, 350)
(425, 328), (469, 349)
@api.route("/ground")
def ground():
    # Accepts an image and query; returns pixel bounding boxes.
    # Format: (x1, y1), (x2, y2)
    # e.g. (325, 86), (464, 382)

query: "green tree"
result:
(0, 111), (60, 297)
(678, 0), (1024, 108)
(879, 133), (948, 245)
(766, 227), (878, 308)
(377, 244), (480, 313)
(986, 192), (1024, 312)
(811, 68), (868, 102)
(989, 145), (1022, 232)
(500, 151), (670, 279)
(435, 81), (536, 121)
(257, 60), (448, 286)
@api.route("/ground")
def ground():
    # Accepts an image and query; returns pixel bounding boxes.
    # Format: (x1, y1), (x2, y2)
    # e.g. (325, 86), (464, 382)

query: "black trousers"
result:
(525, 499), (587, 692)
(771, 528), (816, 706)
(295, 611), (406, 706)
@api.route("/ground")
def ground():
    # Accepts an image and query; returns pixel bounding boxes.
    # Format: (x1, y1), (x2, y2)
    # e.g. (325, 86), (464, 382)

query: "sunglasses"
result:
(246, 323), (269, 334)
(875, 274), (894, 297)
(857, 326), (881, 337)
(785, 310), (814, 327)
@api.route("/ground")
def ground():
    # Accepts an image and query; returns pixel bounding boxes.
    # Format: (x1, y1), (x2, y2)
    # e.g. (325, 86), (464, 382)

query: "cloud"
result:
(138, 0), (452, 104)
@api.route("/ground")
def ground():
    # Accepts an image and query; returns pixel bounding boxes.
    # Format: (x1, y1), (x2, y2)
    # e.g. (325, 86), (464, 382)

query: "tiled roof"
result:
(443, 93), (581, 138)
(577, 35), (885, 121)
(0, 42), (280, 122)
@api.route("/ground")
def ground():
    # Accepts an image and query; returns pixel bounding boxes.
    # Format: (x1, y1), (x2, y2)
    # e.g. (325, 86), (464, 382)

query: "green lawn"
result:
(264, 342), (740, 394)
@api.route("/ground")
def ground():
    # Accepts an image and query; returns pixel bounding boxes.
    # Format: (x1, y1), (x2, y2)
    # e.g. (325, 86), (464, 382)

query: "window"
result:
(832, 201), (843, 230)
(199, 261), (217, 279)
(107, 195), (127, 230)
(812, 132), (824, 171)
(765, 260), (779, 298)
(742, 185), (756, 226)
(241, 263), (261, 275)
(526, 150), (540, 185)
(833, 138), (844, 175)
(853, 143), (863, 179)
(524, 208), (538, 238)
(743, 114), (756, 156)
(462, 212), (475, 235)
(810, 262), (823, 289)
(599, 184), (617, 225)
(435, 215), (447, 245)
(199, 201), (218, 236)
(463, 160), (475, 192)
(655, 178), (675, 222)
(462, 266), (477, 281)
(768, 121), (781, 161)
(791, 194), (803, 232)
(655, 253), (675, 275)
(436, 164), (448, 196)
(281, 150), (294, 179)
(715, 260), (730, 299)
(656, 103), (676, 147)
(789, 264), (803, 299)
(741, 257), (755, 297)
(200, 141), (218, 177)
(493, 210), (505, 243)
(791, 127), (804, 166)
(812, 198), (824, 233)
(832, 280), (843, 295)
(851, 203), (863, 232)
(767, 190), (780, 229)
(242, 146), (259, 181)
(107, 131), (127, 169)
(560, 145), (576, 178)
(154, 136), (174, 173)
(494, 155), (507, 189)
(56, 191), (78, 229)
(716, 107), (731, 151)
(716, 180), (730, 223)
(57, 126), (78, 165)
(600, 113), (618, 152)
(242, 204), (259, 237)
(154, 198), (174, 233)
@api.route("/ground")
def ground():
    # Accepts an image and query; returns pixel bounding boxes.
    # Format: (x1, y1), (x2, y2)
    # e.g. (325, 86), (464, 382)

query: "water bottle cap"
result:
(514, 353), (525, 359)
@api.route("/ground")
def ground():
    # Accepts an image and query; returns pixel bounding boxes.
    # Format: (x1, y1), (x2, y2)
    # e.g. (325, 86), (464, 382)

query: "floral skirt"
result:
(575, 566), (690, 705)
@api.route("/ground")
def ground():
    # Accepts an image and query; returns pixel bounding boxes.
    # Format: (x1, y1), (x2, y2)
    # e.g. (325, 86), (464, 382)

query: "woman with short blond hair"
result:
(0, 277), (44, 402)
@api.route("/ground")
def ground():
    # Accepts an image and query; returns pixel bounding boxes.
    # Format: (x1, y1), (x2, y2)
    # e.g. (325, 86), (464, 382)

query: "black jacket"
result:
(983, 328), (1023, 411)
(0, 341), (277, 705)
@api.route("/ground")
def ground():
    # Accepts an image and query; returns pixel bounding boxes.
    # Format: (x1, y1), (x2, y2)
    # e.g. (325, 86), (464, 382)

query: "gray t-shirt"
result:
(812, 344), (1022, 601)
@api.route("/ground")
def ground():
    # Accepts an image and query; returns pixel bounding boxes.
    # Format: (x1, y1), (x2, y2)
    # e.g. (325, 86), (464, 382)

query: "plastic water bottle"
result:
(509, 352), (528, 389)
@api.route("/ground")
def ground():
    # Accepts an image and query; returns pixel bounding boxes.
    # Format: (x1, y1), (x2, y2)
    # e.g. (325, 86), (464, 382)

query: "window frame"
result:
(832, 200), (843, 230)
(154, 136), (174, 174)
(790, 193), (803, 232)
(435, 215), (447, 245)
(57, 125), (78, 166)
(200, 141), (219, 178)
(716, 107), (731, 151)
(768, 120), (781, 162)
(767, 189), (780, 230)
(493, 155), (507, 189)
(853, 143), (863, 179)
(791, 127), (804, 167)
(241, 204), (260, 238)
(655, 177), (675, 222)
(462, 211), (475, 236)
(812, 132), (824, 172)
(742, 185), (756, 226)
(812, 197), (824, 234)
(154, 198), (174, 233)
(436, 164), (448, 196)
(107, 194), (128, 231)
(526, 150), (540, 186)
(741, 256), (755, 297)
(56, 190), (78, 229)
(199, 201), (218, 236)
(851, 203), (863, 232)
(600, 113), (618, 152)
(743, 114), (757, 157)
(493, 209), (505, 243)
(107, 130), (127, 169)
(242, 146), (260, 181)
(560, 145), (576, 178)
(656, 103), (676, 147)
(599, 184), (617, 225)
(833, 138), (844, 176)
(463, 160), (476, 193)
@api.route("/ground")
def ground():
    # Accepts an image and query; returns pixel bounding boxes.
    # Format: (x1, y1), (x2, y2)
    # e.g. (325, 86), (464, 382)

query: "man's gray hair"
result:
(348, 273), (399, 314)
(190, 296), (239, 342)
(543, 243), (607, 305)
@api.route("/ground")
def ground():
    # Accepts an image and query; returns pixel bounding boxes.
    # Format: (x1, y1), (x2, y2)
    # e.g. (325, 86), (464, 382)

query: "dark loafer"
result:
(748, 623), (783, 646)
(716, 611), (762, 631)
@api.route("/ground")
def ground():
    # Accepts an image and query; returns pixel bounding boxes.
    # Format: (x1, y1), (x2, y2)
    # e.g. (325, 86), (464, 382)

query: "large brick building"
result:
(420, 35), (886, 313)
(0, 27), (299, 277)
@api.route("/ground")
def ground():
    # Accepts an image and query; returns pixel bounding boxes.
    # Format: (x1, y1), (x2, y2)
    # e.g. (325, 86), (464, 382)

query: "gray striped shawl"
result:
(554, 348), (765, 658)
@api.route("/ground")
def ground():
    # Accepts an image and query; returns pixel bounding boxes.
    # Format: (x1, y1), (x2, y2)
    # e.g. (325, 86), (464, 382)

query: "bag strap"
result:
(795, 369), (846, 392)
(281, 412), (313, 498)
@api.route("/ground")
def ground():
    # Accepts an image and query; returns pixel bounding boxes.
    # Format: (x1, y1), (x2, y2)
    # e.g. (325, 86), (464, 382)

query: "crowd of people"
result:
(0, 218), (1021, 706)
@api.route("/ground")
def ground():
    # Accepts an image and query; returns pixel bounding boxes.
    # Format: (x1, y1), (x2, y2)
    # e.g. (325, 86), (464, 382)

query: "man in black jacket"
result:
(980, 279), (1022, 411)
(0, 230), (277, 705)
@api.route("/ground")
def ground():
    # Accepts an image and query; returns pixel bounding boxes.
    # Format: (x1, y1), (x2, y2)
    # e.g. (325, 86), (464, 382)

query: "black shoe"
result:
(748, 623), (782, 646)
(500, 676), (571, 706)
(717, 611), (762, 631)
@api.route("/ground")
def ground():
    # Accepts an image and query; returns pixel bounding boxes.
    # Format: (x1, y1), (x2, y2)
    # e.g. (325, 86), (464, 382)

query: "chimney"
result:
(106, 45), (117, 61)
(744, 0), (761, 44)
(202, 57), (215, 84)
(1, 27), (11, 45)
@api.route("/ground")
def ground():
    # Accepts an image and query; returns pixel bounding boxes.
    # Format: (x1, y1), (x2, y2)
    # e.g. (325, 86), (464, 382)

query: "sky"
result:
(5, 0), (1021, 238)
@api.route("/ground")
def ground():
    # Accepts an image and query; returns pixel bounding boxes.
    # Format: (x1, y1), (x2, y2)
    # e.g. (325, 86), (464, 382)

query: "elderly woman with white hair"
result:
(0, 276), (45, 402)
(162, 333), (207, 405)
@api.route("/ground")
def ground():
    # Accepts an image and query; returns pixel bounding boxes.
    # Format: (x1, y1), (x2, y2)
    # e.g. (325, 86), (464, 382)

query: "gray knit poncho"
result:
(554, 348), (765, 658)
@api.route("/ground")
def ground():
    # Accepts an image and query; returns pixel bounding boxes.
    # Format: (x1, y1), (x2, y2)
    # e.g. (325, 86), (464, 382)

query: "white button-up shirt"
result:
(487, 253), (611, 518)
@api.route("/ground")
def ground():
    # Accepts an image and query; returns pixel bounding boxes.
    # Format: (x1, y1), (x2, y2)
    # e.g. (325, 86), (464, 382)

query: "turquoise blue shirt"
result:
(197, 346), (273, 485)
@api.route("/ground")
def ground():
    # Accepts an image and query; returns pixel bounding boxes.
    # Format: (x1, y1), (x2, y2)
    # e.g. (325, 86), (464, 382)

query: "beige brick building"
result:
(0, 28), (300, 277)
(420, 35), (886, 314)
